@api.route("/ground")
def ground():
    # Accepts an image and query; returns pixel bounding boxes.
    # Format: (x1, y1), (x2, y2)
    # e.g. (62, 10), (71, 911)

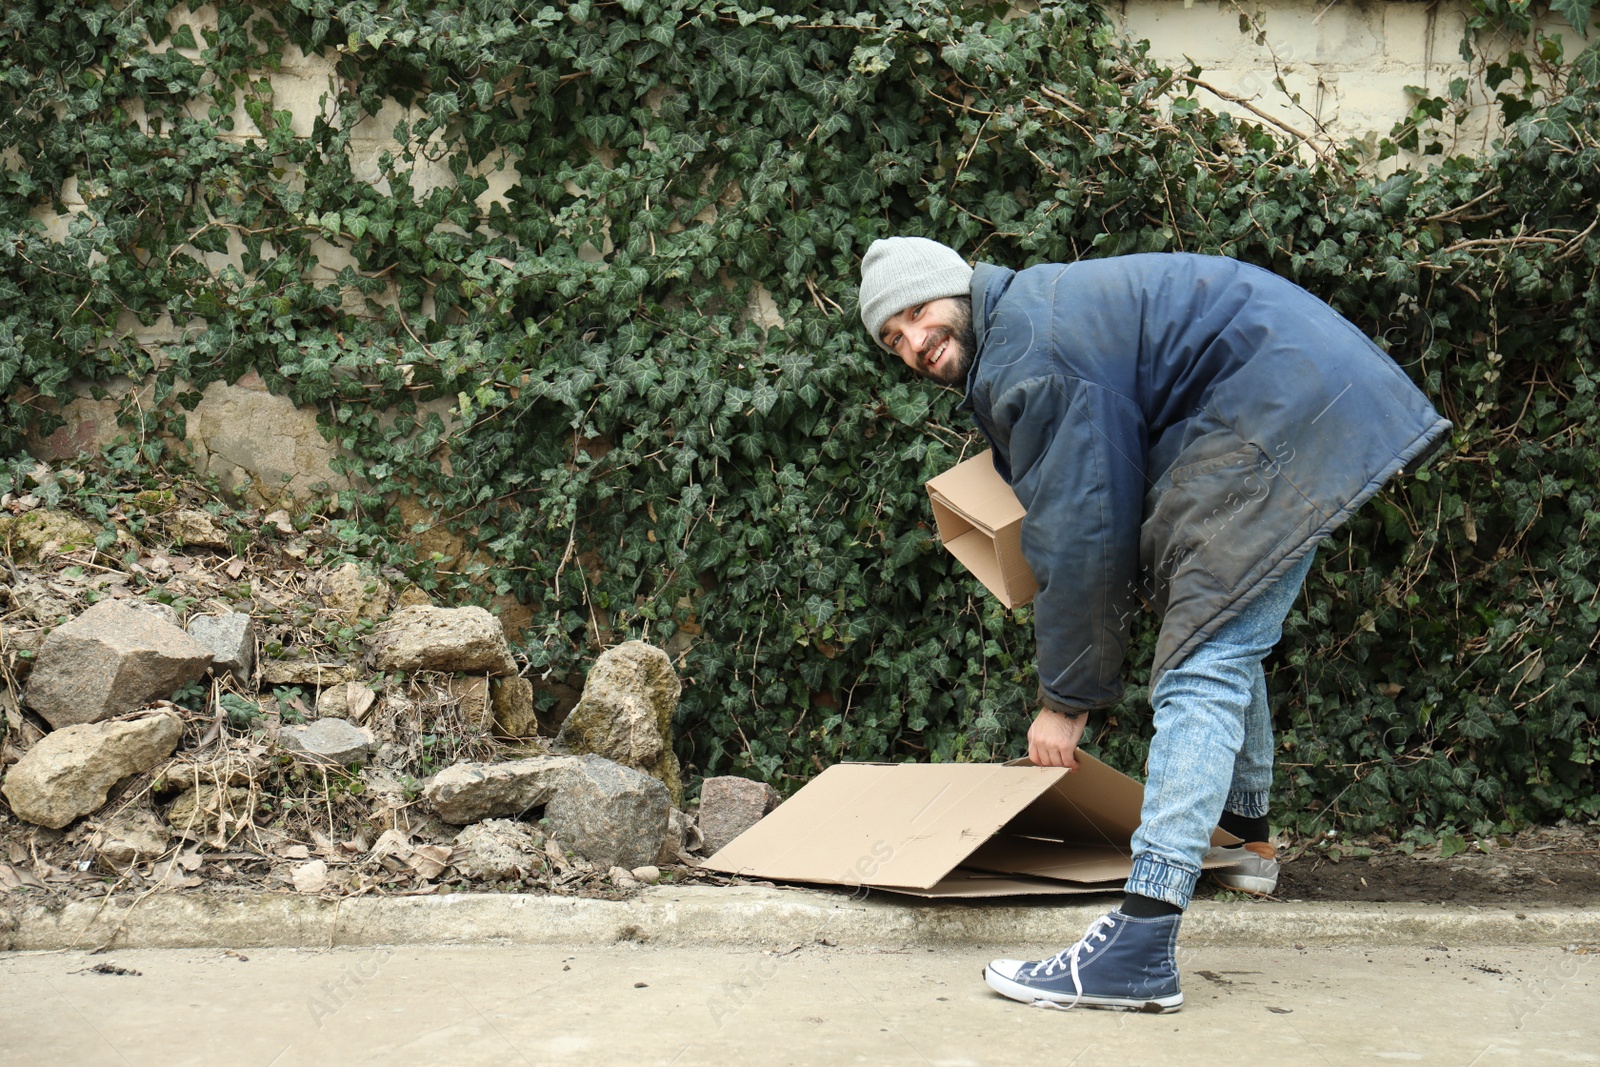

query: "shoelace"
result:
(1025, 913), (1117, 1008)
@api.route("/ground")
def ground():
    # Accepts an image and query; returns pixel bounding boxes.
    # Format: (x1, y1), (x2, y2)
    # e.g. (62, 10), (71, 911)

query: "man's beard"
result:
(917, 298), (978, 386)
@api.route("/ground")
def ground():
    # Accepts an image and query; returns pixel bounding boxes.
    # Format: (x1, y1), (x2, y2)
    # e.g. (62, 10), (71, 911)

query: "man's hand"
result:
(1027, 707), (1087, 770)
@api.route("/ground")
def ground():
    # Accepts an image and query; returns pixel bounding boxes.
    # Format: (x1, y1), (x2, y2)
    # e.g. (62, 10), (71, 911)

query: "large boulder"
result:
(423, 755), (580, 825)
(372, 606), (517, 676)
(556, 641), (683, 805)
(698, 775), (782, 855)
(1, 711), (184, 829)
(23, 600), (214, 728)
(545, 755), (670, 870)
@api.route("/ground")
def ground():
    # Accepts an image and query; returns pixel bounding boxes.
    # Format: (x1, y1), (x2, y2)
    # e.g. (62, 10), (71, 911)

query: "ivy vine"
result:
(2, 0), (1597, 836)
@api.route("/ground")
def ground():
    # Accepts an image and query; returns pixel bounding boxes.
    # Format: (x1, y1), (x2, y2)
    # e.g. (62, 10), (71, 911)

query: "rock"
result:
(697, 776), (782, 855)
(323, 562), (392, 620)
(187, 612), (256, 678)
(129, 602), (182, 628)
(258, 657), (359, 687)
(277, 718), (375, 766)
(656, 808), (701, 865)
(545, 755), (670, 870)
(292, 859), (329, 894)
(630, 864), (661, 885)
(165, 509), (231, 549)
(452, 818), (543, 881)
(0, 711), (184, 829)
(92, 807), (172, 869)
(315, 681), (376, 721)
(490, 675), (537, 737)
(372, 606), (516, 676)
(184, 373), (350, 506)
(556, 641), (684, 806)
(608, 865), (640, 888)
(449, 675), (493, 730)
(396, 586), (433, 608)
(22, 600), (215, 729)
(0, 509), (98, 561)
(166, 784), (255, 840)
(422, 755), (581, 825)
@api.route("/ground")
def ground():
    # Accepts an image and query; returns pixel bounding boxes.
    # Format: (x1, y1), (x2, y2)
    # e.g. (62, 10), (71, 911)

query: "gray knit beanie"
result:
(858, 237), (973, 352)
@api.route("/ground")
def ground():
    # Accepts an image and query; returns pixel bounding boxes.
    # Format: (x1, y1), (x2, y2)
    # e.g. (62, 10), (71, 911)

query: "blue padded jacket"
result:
(959, 253), (1451, 715)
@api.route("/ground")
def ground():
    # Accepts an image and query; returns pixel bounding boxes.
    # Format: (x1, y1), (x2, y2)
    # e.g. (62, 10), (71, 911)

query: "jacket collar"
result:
(960, 262), (1014, 412)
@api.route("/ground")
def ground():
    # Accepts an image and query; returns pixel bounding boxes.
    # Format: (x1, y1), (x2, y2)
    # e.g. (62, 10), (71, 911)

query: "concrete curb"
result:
(5, 885), (1596, 951)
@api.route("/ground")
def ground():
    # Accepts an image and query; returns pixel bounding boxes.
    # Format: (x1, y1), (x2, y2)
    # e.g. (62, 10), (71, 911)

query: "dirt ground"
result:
(1267, 825), (1600, 906)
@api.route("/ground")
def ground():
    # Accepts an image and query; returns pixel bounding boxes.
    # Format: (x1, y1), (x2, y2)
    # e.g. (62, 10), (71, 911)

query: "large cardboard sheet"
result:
(703, 754), (1234, 898)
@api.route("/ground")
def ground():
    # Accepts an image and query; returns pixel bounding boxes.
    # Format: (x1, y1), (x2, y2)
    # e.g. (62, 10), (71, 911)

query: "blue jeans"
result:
(1123, 550), (1317, 909)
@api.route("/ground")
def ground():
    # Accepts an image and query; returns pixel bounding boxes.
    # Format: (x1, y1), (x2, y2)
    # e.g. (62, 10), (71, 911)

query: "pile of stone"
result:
(0, 572), (784, 886)
(417, 640), (774, 872)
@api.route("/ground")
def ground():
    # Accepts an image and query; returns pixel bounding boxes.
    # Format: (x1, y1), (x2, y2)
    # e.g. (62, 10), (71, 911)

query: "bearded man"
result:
(858, 236), (1449, 1012)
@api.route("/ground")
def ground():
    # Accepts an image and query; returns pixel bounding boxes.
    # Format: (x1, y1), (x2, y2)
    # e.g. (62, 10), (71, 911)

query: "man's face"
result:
(879, 296), (976, 386)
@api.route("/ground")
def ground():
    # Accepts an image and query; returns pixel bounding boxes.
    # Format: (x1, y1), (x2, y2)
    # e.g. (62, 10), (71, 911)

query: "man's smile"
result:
(877, 294), (977, 386)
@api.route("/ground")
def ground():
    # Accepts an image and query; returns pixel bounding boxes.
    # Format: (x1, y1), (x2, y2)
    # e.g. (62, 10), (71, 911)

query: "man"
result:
(858, 237), (1449, 1012)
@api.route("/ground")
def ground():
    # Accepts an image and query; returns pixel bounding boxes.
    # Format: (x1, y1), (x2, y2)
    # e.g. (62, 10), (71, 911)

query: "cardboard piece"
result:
(702, 754), (1238, 898)
(925, 450), (1037, 608)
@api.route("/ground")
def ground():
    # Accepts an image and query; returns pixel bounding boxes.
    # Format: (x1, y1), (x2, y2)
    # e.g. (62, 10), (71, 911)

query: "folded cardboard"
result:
(924, 450), (1037, 608)
(702, 754), (1237, 898)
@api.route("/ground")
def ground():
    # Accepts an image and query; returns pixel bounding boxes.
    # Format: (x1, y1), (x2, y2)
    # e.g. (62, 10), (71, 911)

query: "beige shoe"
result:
(1208, 841), (1279, 894)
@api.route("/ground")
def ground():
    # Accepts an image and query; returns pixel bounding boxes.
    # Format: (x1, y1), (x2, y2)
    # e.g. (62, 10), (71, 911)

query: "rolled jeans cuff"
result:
(1224, 789), (1270, 819)
(1124, 854), (1200, 911)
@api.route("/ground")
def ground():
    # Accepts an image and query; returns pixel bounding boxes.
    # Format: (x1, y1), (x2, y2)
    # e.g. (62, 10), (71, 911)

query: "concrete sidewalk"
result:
(5, 884), (1599, 952)
(2, 940), (1593, 1066)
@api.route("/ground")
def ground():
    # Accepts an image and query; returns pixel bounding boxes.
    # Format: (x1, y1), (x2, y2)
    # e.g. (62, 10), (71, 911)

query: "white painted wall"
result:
(1118, 0), (1582, 159)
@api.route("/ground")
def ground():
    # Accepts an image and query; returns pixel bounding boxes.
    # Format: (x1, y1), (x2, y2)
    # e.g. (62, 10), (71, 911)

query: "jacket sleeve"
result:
(989, 374), (1146, 716)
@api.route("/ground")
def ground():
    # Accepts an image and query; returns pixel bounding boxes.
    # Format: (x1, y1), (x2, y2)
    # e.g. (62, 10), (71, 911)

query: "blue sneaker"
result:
(984, 910), (1183, 1013)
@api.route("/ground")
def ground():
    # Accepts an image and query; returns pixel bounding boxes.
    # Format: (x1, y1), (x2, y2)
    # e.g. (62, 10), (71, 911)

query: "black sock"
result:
(1219, 810), (1270, 844)
(1120, 893), (1182, 918)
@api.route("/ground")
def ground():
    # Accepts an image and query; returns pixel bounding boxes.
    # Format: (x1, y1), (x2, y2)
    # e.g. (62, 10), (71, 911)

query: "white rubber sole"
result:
(983, 966), (1184, 1013)
(1213, 873), (1278, 895)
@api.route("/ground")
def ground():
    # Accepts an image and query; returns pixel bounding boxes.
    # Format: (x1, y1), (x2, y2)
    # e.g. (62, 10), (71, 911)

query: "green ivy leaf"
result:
(1550, 0), (1593, 36)
(1570, 39), (1600, 89)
